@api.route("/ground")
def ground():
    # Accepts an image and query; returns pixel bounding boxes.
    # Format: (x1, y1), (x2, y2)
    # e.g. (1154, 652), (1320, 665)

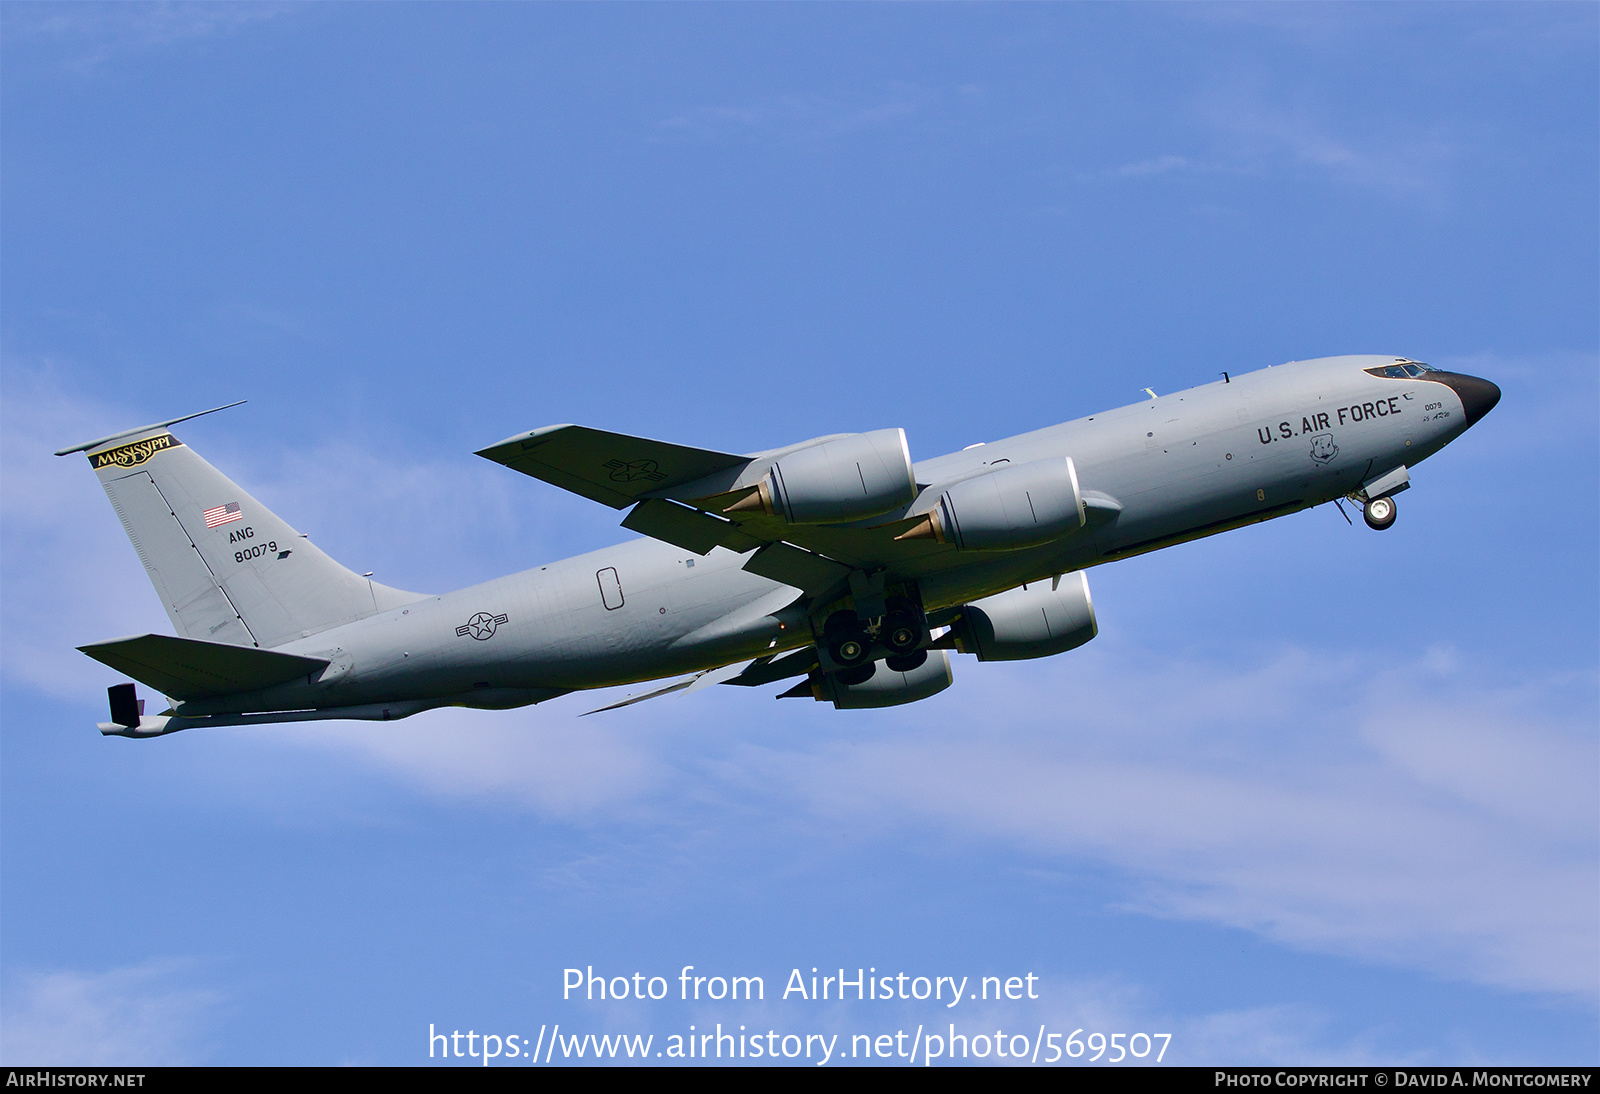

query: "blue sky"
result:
(2, 3), (1595, 1066)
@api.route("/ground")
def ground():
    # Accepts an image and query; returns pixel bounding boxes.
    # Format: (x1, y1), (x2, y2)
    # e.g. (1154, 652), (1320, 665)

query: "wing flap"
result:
(620, 499), (764, 556)
(582, 660), (754, 715)
(476, 425), (751, 510)
(79, 633), (329, 700)
(740, 542), (852, 597)
(724, 647), (818, 687)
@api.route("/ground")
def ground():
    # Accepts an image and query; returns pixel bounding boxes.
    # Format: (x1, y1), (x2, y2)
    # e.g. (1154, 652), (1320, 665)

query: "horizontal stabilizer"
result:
(98, 697), (453, 738)
(79, 633), (329, 701)
(476, 424), (750, 510)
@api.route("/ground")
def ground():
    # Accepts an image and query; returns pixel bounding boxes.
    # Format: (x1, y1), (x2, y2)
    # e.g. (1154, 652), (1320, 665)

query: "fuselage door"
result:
(597, 567), (625, 611)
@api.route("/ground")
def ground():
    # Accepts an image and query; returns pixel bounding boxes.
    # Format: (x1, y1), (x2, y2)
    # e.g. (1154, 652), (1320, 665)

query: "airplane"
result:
(59, 354), (1499, 737)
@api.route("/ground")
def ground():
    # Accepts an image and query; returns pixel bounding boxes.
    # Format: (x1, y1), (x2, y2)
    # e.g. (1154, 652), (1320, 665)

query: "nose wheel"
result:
(1363, 495), (1397, 530)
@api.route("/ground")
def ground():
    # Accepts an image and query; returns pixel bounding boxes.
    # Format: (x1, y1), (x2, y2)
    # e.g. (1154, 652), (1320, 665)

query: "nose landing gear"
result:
(1363, 495), (1397, 530)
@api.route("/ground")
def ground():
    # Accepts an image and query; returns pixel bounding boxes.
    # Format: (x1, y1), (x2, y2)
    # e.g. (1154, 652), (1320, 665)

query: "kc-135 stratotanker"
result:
(63, 355), (1498, 736)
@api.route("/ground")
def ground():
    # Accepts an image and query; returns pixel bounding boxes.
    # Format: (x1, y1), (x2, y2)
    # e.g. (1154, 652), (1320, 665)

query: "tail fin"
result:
(68, 421), (425, 649)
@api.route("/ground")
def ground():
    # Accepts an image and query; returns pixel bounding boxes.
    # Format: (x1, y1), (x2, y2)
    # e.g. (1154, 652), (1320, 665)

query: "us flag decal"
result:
(203, 502), (242, 528)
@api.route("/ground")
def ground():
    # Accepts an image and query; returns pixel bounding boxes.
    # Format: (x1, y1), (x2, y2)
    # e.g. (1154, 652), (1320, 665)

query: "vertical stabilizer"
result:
(81, 428), (424, 648)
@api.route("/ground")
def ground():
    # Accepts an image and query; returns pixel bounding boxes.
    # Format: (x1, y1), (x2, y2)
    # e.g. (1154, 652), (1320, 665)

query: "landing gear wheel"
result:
(823, 609), (859, 638)
(881, 613), (922, 654)
(880, 596), (925, 654)
(823, 609), (870, 666)
(885, 650), (928, 673)
(829, 631), (871, 667)
(835, 663), (876, 687)
(1363, 495), (1397, 530)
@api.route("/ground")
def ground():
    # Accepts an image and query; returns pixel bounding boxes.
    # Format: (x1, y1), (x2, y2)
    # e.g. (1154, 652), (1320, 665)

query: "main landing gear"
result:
(824, 609), (871, 667)
(820, 595), (931, 682)
(1363, 495), (1397, 531)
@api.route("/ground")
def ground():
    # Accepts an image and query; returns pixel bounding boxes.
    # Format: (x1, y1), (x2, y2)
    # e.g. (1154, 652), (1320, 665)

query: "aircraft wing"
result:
(475, 424), (751, 510)
(476, 423), (937, 570)
(477, 423), (1118, 600)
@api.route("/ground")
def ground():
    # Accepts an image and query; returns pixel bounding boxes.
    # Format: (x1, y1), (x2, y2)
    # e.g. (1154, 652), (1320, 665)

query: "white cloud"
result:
(750, 648), (1596, 997)
(1024, 977), (1406, 1066)
(1206, 100), (1454, 198)
(277, 709), (665, 821)
(1174, 1003), (1399, 1067)
(1093, 114), (1454, 197)
(1111, 155), (1195, 178)
(1084, 81), (1458, 201)
(653, 85), (932, 144)
(226, 639), (1597, 1000)
(776, 974), (1415, 1065)
(9, 2), (295, 73)
(0, 959), (221, 1066)
(1086, 111), (1452, 199)
(0, 369), (175, 697)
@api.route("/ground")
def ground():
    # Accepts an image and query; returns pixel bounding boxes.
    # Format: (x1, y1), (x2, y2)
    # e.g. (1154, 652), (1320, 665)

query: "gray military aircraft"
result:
(61, 354), (1498, 736)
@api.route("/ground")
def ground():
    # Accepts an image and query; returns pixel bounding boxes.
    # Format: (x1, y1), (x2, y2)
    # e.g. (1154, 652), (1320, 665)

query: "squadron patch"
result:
(89, 433), (183, 469)
(1308, 433), (1339, 464)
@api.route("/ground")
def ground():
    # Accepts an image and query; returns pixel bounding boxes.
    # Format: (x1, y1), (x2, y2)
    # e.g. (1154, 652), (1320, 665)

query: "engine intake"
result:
(727, 429), (916, 525)
(955, 572), (1097, 661)
(899, 458), (1084, 550)
(792, 650), (955, 709)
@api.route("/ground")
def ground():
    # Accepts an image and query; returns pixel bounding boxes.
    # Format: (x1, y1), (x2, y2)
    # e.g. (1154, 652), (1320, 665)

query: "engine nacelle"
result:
(900, 458), (1084, 550)
(729, 429), (916, 525)
(812, 650), (954, 709)
(955, 572), (1097, 661)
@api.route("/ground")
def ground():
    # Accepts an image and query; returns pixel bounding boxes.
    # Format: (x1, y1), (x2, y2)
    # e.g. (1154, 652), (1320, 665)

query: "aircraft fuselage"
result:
(167, 354), (1495, 719)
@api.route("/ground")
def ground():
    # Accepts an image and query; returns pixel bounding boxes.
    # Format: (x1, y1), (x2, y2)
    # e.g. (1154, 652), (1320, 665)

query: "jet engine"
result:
(726, 429), (916, 524)
(788, 649), (954, 709)
(899, 458), (1084, 550)
(952, 572), (1097, 661)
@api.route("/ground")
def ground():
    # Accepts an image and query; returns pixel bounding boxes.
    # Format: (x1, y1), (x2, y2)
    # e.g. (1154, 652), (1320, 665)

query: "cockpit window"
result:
(1365, 361), (1439, 379)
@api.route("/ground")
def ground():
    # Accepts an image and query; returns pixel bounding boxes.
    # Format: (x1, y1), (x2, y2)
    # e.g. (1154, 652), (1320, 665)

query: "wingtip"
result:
(474, 424), (577, 461)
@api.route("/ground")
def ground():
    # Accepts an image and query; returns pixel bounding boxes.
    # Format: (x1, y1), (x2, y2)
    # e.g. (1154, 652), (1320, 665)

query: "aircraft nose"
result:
(1432, 371), (1501, 426)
